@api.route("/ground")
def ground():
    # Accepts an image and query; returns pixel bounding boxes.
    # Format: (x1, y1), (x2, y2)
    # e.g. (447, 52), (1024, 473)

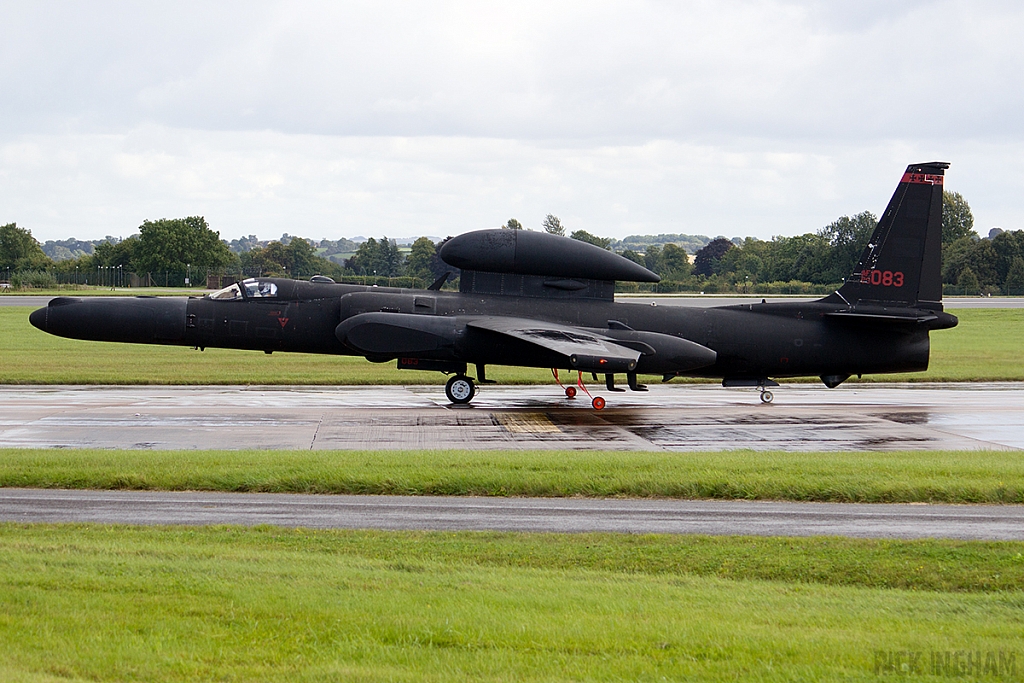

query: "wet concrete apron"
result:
(1, 383), (1021, 451)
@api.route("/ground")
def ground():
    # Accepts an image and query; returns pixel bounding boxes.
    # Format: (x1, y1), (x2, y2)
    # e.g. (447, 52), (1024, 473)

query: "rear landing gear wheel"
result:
(592, 396), (606, 410)
(446, 375), (475, 404)
(565, 386), (577, 399)
(760, 390), (774, 404)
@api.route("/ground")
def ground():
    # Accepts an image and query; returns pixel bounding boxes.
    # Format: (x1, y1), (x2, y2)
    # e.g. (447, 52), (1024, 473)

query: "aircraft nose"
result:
(28, 296), (188, 343)
(29, 306), (47, 332)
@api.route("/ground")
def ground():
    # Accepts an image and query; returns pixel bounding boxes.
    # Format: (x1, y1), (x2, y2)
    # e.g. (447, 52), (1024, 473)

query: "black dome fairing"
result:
(439, 229), (660, 283)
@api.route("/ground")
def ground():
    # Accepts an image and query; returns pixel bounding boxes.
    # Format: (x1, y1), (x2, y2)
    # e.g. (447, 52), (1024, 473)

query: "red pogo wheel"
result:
(591, 396), (606, 410)
(565, 386), (577, 398)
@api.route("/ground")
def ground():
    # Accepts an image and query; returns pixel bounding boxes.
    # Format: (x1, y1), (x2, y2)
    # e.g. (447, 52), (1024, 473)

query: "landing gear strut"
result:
(552, 368), (605, 409)
(723, 378), (778, 404)
(445, 375), (475, 404)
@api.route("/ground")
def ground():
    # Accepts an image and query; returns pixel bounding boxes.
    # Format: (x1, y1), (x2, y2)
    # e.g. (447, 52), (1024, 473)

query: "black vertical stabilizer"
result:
(826, 162), (948, 310)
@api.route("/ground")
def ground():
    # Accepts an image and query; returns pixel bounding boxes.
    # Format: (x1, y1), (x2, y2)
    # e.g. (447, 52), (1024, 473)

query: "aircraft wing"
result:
(466, 316), (641, 373)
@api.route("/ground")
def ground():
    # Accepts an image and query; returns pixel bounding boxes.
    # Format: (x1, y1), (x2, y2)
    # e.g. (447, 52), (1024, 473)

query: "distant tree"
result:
(941, 234), (977, 285)
(957, 266), (980, 295)
(719, 237), (768, 283)
(503, 218), (523, 230)
(991, 230), (1024, 285)
(942, 191), (976, 245)
(617, 233), (712, 254)
(227, 235), (263, 254)
(618, 249), (645, 267)
(1005, 257), (1024, 295)
(42, 238), (97, 261)
(405, 236), (437, 282)
(429, 236), (455, 280)
(242, 244), (284, 277)
(643, 245), (662, 273)
(0, 223), (51, 271)
(345, 236), (404, 277)
(659, 244), (692, 280)
(963, 238), (1000, 289)
(569, 230), (612, 250)
(286, 238), (319, 277)
(318, 237), (360, 256)
(92, 235), (140, 269)
(346, 237), (378, 275)
(693, 237), (734, 277)
(542, 214), (564, 236)
(242, 238), (339, 278)
(817, 212), (876, 283)
(133, 217), (234, 279)
(941, 233), (1006, 291)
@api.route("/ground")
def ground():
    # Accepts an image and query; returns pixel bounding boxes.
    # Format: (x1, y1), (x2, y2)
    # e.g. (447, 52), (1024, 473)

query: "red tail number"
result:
(860, 270), (904, 287)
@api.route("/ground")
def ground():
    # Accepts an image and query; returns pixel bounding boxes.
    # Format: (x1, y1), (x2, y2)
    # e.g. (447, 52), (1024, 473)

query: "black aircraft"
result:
(30, 162), (957, 409)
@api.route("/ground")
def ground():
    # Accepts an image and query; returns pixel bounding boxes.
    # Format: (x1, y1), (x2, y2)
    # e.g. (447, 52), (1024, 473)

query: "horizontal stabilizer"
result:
(823, 311), (938, 324)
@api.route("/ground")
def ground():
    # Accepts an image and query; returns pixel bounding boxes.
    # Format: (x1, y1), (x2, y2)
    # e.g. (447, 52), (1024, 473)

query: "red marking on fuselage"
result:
(278, 317), (289, 328)
(901, 172), (943, 185)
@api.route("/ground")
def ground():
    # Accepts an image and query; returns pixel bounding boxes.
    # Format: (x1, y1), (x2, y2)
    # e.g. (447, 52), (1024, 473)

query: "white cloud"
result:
(4, 127), (1018, 242)
(1, 1), (1023, 241)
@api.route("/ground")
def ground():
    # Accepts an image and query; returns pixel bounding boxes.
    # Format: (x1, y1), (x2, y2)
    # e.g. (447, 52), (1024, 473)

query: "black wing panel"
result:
(466, 317), (640, 373)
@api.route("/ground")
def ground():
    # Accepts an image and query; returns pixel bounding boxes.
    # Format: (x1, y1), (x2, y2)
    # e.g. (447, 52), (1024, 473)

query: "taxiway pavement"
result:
(1, 383), (1021, 451)
(2, 488), (1021, 540)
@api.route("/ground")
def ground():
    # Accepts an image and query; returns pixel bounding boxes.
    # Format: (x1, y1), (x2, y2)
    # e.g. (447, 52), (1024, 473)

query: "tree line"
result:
(3, 192), (1023, 295)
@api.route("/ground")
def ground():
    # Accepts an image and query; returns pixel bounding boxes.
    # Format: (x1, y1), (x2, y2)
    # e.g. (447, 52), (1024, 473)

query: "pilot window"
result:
(206, 279), (278, 300)
(243, 279), (278, 298)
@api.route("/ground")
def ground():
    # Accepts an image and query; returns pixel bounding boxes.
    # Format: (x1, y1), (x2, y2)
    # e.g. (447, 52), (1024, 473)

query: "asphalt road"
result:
(4, 295), (1024, 308)
(2, 488), (1021, 540)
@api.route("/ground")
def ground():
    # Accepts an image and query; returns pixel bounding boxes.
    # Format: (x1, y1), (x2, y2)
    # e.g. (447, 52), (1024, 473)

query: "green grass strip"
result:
(3, 307), (1023, 383)
(3, 448), (1023, 504)
(1, 525), (1022, 682)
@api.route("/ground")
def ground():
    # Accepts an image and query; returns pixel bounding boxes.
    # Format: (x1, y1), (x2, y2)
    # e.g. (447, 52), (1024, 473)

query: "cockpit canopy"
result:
(207, 278), (278, 301)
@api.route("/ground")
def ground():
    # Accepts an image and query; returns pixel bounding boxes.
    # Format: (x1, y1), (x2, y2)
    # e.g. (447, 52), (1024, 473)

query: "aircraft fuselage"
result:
(31, 279), (955, 385)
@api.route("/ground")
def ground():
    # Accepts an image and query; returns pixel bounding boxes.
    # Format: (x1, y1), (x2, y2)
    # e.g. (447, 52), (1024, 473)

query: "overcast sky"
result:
(2, 0), (1023, 243)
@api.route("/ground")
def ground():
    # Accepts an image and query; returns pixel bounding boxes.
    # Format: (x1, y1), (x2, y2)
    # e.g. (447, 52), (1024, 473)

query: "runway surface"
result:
(3, 294), (1023, 308)
(1, 383), (1021, 451)
(2, 488), (1021, 540)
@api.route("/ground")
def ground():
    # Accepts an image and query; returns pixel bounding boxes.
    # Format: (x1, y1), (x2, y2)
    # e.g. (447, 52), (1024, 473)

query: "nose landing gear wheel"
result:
(760, 390), (774, 404)
(591, 396), (606, 410)
(445, 375), (476, 404)
(565, 386), (577, 399)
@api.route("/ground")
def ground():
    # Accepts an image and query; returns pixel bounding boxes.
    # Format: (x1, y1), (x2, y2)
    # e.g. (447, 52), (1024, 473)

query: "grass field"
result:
(3, 301), (1021, 679)
(0, 524), (1022, 682)
(3, 448), (1023, 504)
(1, 307), (1022, 383)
